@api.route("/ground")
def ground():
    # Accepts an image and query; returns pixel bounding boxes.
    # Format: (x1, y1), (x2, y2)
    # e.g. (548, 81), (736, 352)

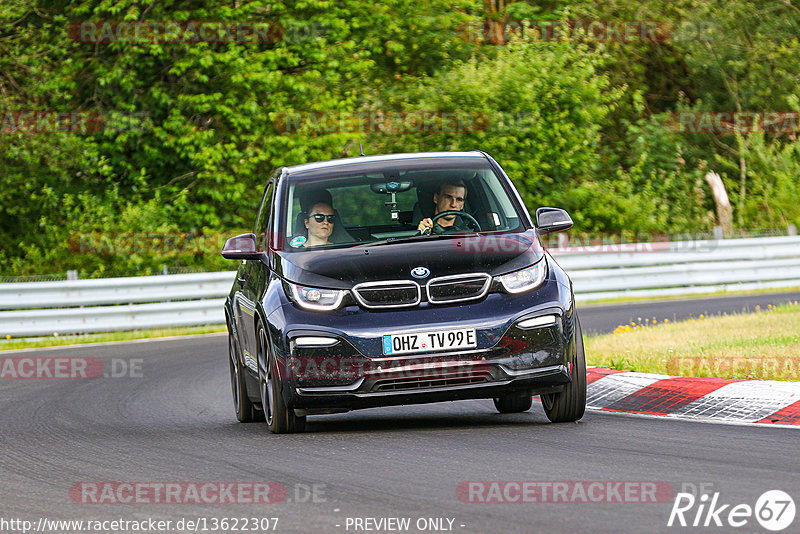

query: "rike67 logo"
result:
(668, 490), (795, 531)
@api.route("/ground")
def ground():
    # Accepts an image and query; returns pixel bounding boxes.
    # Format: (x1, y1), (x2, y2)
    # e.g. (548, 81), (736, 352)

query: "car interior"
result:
(286, 168), (522, 249)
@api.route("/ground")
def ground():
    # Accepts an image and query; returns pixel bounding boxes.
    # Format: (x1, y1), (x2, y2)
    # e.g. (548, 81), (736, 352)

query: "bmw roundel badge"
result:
(411, 266), (430, 279)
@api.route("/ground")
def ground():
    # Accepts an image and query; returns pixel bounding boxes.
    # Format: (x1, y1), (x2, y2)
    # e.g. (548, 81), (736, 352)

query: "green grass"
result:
(586, 302), (800, 381)
(0, 324), (227, 351)
(580, 285), (800, 306)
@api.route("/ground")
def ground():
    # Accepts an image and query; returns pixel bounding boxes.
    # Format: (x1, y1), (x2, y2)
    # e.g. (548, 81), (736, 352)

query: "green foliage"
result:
(713, 131), (800, 229)
(1, 0), (799, 277)
(369, 40), (621, 217)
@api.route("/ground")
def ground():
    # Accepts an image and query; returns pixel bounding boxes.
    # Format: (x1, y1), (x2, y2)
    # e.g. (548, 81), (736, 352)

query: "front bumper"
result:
(261, 262), (578, 413)
(290, 364), (570, 414)
(274, 303), (573, 412)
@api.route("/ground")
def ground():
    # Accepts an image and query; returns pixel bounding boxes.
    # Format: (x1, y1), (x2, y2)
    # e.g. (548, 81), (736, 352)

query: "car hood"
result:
(275, 230), (545, 289)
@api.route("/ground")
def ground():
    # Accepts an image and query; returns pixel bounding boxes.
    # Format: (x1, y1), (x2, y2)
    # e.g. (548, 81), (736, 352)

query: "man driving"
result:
(417, 180), (470, 234)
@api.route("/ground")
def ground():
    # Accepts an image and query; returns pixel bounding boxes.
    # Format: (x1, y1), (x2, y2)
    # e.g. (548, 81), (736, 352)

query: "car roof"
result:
(284, 151), (487, 175)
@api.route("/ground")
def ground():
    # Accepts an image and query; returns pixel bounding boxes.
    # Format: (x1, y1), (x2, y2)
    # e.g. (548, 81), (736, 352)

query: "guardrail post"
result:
(789, 224), (798, 236)
(67, 270), (78, 280)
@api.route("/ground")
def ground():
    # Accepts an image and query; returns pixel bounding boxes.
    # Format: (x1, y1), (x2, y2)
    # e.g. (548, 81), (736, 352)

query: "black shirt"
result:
(417, 215), (471, 235)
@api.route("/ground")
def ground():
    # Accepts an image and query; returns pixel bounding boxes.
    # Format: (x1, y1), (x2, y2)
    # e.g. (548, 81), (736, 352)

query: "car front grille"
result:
(352, 281), (421, 309)
(426, 273), (491, 304)
(370, 369), (491, 392)
(352, 273), (492, 309)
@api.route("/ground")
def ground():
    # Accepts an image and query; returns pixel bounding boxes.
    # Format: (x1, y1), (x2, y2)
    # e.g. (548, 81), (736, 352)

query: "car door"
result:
(237, 180), (274, 373)
(233, 258), (255, 372)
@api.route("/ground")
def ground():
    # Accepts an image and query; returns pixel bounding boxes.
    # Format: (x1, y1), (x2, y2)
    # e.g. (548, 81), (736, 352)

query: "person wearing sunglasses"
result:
(303, 201), (337, 247)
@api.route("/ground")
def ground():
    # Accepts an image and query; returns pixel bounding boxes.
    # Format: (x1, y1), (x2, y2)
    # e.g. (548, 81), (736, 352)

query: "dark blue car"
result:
(222, 151), (585, 433)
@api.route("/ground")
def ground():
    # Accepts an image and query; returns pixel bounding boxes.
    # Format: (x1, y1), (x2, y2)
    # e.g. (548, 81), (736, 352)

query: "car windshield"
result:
(280, 157), (526, 251)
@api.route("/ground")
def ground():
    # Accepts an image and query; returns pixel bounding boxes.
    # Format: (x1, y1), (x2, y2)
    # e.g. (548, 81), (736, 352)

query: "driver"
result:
(417, 180), (470, 234)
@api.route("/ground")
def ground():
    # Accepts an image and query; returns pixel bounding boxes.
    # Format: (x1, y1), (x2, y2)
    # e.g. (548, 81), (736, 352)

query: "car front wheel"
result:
(257, 323), (306, 434)
(541, 316), (587, 423)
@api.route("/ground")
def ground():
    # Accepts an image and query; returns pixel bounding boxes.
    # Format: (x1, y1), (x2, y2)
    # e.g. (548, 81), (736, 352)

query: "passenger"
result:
(417, 180), (470, 234)
(303, 201), (336, 247)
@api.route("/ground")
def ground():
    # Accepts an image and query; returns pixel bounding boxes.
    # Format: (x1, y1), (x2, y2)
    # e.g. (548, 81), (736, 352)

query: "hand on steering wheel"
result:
(418, 211), (482, 234)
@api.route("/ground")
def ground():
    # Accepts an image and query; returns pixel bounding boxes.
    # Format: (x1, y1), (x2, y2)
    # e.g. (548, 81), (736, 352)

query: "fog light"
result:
(518, 315), (557, 328)
(294, 336), (339, 348)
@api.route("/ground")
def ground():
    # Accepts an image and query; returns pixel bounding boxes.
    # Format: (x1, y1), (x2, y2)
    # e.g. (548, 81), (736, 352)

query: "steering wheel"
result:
(428, 210), (482, 233)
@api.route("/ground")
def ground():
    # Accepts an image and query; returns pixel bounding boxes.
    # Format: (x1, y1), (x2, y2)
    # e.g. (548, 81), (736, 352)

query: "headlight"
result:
(498, 259), (547, 294)
(288, 282), (347, 311)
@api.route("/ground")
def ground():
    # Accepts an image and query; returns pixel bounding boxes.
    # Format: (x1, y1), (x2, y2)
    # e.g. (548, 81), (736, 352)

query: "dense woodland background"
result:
(2, 0), (800, 277)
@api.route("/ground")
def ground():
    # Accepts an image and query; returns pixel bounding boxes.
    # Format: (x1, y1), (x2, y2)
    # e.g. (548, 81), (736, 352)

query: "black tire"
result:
(228, 331), (260, 423)
(257, 323), (306, 434)
(493, 392), (533, 413)
(541, 316), (587, 423)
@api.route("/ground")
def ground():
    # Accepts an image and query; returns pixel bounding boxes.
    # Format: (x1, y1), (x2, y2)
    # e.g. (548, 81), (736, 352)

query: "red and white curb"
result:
(586, 368), (800, 425)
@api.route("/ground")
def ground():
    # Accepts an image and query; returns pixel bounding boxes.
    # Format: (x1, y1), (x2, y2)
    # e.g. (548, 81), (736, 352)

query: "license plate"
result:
(382, 328), (477, 356)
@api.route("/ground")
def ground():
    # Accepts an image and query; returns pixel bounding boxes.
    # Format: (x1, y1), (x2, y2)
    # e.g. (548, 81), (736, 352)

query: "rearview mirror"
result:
(536, 207), (573, 234)
(370, 181), (413, 194)
(221, 233), (264, 260)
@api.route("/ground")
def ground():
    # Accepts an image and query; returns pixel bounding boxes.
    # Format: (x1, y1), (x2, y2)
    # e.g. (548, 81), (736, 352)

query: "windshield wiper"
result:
(368, 231), (479, 247)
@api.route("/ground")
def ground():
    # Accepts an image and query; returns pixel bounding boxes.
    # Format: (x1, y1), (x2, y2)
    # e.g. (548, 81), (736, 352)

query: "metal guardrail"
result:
(552, 235), (800, 301)
(0, 271), (233, 337)
(0, 271), (235, 310)
(0, 300), (225, 338)
(1, 236), (799, 337)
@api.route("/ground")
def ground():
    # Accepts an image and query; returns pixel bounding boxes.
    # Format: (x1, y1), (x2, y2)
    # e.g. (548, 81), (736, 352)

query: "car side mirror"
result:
(536, 207), (573, 234)
(221, 233), (263, 260)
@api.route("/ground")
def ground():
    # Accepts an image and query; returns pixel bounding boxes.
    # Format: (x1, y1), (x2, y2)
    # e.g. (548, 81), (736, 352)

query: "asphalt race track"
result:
(2, 293), (800, 533)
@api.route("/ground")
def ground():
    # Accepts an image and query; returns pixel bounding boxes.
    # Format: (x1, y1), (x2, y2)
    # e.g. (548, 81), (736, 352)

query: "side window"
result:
(254, 181), (274, 251)
(480, 169), (520, 230)
(266, 186), (277, 249)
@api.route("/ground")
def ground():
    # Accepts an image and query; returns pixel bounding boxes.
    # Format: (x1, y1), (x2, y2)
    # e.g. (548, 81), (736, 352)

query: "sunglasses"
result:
(310, 213), (336, 223)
